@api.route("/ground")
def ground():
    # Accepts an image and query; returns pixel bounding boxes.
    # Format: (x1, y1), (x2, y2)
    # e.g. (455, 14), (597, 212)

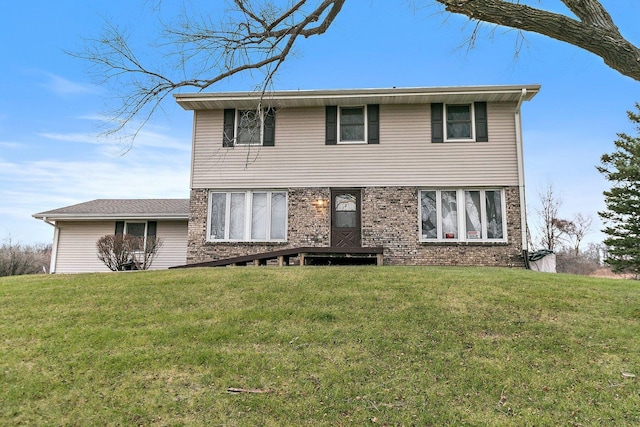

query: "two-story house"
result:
(174, 85), (540, 267)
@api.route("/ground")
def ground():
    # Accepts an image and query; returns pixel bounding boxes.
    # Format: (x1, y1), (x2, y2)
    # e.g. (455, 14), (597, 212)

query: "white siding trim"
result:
(50, 225), (60, 274)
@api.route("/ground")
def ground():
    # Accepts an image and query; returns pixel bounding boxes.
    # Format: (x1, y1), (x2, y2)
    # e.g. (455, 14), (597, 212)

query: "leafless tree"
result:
(0, 238), (52, 276)
(555, 245), (601, 276)
(534, 183), (594, 254)
(77, 0), (639, 138)
(536, 184), (565, 251)
(96, 234), (163, 271)
(555, 241), (603, 275)
(563, 213), (593, 255)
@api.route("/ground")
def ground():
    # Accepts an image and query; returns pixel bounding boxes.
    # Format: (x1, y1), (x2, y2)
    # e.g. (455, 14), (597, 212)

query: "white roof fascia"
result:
(33, 213), (189, 221)
(175, 85), (541, 111)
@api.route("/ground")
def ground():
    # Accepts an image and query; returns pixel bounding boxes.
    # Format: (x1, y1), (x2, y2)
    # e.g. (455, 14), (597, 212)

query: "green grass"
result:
(1, 267), (639, 426)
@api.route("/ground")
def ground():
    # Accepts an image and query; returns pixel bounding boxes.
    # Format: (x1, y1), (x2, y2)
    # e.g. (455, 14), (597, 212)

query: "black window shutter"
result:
(262, 108), (276, 146)
(474, 102), (488, 142)
(367, 104), (379, 144)
(147, 221), (157, 238)
(223, 109), (235, 147)
(431, 103), (444, 143)
(115, 221), (124, 235)
(326, 106), (337, 145)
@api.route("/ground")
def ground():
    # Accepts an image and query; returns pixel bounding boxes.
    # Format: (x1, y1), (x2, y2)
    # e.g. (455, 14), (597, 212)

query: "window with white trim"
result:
(431, 102), (487, 143)
(236, 109), (262, 145)
(445, 104), (474, 141)
(339, 106), (366, 143)
(223, 108), (275, 147)
(208, 190), (287, 241)
(420, 189), (506, 242)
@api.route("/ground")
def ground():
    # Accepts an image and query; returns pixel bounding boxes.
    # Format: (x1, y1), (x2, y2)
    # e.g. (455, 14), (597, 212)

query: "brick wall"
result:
(187, 188), (331, 264)
(361, 187), (524, 267)
(187, 186), (525, 267)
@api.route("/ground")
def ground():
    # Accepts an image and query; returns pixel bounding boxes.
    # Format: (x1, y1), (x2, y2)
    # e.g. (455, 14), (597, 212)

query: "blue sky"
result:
(1, 1), (639, 248)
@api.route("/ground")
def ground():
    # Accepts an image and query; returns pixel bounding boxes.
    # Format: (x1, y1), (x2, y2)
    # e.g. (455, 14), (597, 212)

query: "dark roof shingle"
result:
(33, 199), (189, 219)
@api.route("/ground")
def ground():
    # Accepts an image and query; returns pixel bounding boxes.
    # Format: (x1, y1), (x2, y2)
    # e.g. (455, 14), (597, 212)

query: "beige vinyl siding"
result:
(151, 220), (188, 269)
(53, 220), (188, 273)
(54, 221), (114, 273)
(191, 102), (519, 189)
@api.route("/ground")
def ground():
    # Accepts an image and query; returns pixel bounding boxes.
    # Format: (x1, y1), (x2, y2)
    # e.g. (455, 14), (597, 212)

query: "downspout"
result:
(42, 217), (59, 274)
(514, 89), (530, 268)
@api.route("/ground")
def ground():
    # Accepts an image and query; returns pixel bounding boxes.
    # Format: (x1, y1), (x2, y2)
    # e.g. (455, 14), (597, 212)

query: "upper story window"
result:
(419, 189), (506, 242)
(431, 102), (488, 143)
(339, 106), (366, 143)
(446, 104), (473, 140)
(223, 108), (276, 147)
(326, 104), (379, 145)
(208, 190), (287, 242)
(236, 110), (262, 144)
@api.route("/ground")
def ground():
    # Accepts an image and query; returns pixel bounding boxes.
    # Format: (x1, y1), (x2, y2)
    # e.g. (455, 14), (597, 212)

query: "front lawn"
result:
(1, 267), (638, 425)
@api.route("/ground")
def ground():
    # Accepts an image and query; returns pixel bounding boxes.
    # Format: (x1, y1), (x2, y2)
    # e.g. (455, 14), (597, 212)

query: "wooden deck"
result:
(171, 246), (384, 268)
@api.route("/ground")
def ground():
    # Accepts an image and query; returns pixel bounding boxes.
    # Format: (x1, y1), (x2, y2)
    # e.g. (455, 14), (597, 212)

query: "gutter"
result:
(32, 214), (189, 221)
(39, 216), (55, 227)
(514, 88), (529, 262)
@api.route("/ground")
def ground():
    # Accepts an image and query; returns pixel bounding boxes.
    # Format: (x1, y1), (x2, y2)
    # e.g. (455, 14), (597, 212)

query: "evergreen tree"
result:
(597, 103), (640, 277)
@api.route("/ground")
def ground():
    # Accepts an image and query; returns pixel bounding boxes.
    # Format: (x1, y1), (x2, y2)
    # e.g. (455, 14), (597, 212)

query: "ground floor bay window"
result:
(208, 190), (287, 242)
(420, 189), (506, 242)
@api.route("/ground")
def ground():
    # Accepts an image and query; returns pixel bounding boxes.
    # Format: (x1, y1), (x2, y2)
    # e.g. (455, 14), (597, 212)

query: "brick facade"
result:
(187, 186), (525, 267)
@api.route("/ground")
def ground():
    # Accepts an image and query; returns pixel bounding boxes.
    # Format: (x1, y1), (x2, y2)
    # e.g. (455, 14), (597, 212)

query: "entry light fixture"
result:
(312, 198), (327, 210)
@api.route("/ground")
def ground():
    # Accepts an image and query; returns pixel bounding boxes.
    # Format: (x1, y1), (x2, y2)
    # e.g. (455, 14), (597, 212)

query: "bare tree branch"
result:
(561, 0), (615, 28)
(436, 0), (640, 81)
(74, 0), (345, 137)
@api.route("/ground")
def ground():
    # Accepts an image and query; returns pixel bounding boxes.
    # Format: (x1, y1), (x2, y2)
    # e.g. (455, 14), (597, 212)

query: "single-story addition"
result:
(174, 84), (541, 267)
(33, 199), (189, 273)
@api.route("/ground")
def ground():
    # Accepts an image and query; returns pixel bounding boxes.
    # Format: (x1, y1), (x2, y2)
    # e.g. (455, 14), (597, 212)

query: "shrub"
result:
(0, 239), (51, 276)
(555, 247), (602, 276)
(96, 234), (163, 271)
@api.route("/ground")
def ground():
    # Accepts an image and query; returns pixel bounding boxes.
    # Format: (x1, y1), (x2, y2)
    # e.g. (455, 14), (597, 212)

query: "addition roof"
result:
(175, 84), (541, 111)
(33, 199), (190, 221)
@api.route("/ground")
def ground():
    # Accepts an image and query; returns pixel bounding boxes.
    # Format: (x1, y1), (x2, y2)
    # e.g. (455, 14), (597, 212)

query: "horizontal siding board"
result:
(152, 221), (188, 269)
(55, 221), (113, 273)
(54, 220), (187, 273)
(191, 102), (519, 189)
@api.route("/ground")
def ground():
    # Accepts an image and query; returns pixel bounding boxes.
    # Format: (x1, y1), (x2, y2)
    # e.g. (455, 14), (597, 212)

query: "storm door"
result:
(331, 189), (362, 248)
